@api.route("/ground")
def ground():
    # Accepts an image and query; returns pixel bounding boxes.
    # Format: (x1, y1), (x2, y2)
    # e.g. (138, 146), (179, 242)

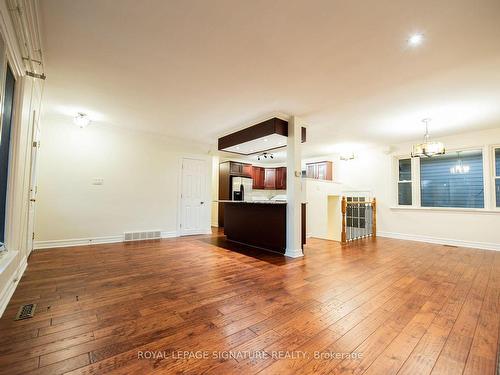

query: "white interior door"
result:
(180, 158), (209, 235)
(26, 111), (40, 255)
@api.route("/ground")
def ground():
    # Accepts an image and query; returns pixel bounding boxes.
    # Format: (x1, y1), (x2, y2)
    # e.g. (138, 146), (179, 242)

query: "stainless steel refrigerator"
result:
(231, 177), (253, 201)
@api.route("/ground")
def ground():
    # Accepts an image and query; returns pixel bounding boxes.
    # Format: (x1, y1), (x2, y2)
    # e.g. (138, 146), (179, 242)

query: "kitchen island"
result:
(219, 200), (305, 254)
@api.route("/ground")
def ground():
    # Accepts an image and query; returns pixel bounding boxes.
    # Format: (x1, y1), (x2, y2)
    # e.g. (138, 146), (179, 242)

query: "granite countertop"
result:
(216, 200), (287, 205)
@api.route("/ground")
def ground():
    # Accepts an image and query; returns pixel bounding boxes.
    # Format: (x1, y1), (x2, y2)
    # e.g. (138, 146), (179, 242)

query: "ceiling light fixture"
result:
(408, 32), (424, 47)
(411, 118), (445, 158)
(450, 151), (470, 174)
(257, 152), (274, 161)
(73, 112), (91, 128)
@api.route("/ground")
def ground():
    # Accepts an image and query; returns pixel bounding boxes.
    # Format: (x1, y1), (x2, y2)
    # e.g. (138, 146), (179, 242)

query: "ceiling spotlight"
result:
(73, 112), (91, 128)
(408, 33), (424, 47)
(257, 151), (274, 161)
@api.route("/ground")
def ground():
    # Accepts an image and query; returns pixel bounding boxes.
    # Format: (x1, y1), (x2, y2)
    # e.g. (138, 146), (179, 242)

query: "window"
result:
(420, 150), (484, 208)
(398, 158), (412, 205)
(495, 148), (500, 207)
(0, 64), (15, 243)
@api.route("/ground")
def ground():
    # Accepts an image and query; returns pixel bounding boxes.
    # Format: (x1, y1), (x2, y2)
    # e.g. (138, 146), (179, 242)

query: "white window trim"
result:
(393, 145), (498, 212)
(492, 145), (500, 210)
(412, 156), (421, 207)
(394, 156), (413, 207)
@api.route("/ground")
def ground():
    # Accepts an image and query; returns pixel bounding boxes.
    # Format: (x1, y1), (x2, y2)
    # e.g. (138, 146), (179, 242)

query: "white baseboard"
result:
(211, 222), (219, 228)
(285, 248), (304, 258)
(378, 231), (500, 252)
(161, 231), (178, 238)
(0, 252), (27, 317)
(34, 231), (185, 250)
(34, 235), (124, 250)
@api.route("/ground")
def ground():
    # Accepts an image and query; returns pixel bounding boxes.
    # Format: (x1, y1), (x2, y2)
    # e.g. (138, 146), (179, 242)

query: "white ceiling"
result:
(40, 0), (500, 157)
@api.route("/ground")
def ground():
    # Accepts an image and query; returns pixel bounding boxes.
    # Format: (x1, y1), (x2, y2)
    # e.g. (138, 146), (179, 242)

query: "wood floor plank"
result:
(429, 251), (493, 375)
(0, 231), (498, 375)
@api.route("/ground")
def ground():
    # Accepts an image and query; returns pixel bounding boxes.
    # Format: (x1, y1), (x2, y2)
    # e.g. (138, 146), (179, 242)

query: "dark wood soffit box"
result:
(218, 117), (288, 151)
(218, 117), (306, 153)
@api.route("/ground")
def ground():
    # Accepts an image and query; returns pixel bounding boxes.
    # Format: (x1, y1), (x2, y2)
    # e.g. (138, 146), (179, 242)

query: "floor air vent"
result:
(124, 230), (161, 242)
(14, 303), (36, 320)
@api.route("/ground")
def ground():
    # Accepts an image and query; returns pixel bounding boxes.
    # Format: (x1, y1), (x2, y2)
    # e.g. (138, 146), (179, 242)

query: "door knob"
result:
(200, 201), (204, 204)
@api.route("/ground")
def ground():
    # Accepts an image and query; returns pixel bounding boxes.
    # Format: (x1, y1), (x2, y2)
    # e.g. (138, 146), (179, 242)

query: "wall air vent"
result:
(124, 230), (161, 242)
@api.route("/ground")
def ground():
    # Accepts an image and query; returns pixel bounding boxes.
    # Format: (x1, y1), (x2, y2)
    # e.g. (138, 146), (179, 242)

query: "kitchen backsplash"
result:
(248, 189), (287, 200)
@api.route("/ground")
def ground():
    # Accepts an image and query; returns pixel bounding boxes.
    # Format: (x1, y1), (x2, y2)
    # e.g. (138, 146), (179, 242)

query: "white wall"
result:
(335, 127), (500, 250)
(305, 179), (344, 239)
(34, 114), (211, 246)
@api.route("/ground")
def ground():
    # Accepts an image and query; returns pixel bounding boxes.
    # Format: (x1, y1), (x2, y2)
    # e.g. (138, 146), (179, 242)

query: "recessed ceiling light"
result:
(235, 146), (240, 150)
(263, 138), (268, 142)
(408, 33), (424, 47)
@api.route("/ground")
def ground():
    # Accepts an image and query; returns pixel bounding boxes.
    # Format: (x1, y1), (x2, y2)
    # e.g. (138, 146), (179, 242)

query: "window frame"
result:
(393, 145), (496, 212)
(396, 157), (413, 206)
(492, 145), (500, 210)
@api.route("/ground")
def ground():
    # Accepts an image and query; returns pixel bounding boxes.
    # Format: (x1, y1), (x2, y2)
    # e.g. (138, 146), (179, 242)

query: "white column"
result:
(285, 116), (304, 258)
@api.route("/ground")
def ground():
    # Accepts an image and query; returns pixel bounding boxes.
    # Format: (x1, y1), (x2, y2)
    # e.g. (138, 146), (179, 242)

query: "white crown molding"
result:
(378, 231), (500, 252)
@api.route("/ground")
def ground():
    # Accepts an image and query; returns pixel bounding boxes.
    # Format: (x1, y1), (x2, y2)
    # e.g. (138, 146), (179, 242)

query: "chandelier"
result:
(411, 119), (445, 158)
(450, 151), (470, 174)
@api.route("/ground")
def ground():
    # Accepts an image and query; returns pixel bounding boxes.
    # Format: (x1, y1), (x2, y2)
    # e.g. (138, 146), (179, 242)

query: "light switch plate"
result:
(92, 178), (104, 185)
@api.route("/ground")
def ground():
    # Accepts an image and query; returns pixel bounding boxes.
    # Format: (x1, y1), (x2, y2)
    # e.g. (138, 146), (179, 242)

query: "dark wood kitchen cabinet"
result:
(264, 168), (276, 189)
(229, 162), (252, 177)
(275, 167), (287, 189)
(242, 164), (252, 177)
(305, 161), (333, 181)
(252, 166), (265, 189)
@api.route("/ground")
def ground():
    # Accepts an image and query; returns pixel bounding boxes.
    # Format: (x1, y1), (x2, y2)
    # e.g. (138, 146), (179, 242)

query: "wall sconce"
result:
(74, 113), (91, 128)
(340, 152), (355, 161)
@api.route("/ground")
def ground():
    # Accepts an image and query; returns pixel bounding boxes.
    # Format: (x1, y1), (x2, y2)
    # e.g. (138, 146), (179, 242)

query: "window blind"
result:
(420, 150), (484, 208)
(496, 148), (500, 207)
(496, 148), (500, 176)
(496, 179), (500, 208)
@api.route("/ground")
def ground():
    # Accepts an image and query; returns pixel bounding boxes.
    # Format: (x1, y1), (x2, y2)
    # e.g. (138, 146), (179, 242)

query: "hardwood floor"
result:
(0, 231), (498, 374)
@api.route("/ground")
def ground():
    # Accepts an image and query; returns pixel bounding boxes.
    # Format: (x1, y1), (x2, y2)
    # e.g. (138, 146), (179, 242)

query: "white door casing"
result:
(26, 110), (40, 255)
(179, 157), (210, 236)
